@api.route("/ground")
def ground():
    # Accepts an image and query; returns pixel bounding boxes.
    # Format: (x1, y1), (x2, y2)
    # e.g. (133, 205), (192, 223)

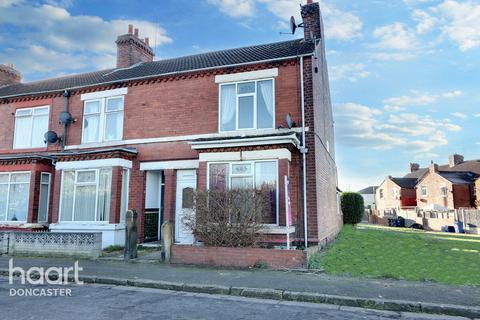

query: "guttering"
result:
(300, 55), (308, 249)
(190, 133), (300, 150)
(0, 53), (314, 100)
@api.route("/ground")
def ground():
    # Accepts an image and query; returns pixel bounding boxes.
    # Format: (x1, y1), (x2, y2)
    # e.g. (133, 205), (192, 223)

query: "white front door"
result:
(175, 170), (197, 244)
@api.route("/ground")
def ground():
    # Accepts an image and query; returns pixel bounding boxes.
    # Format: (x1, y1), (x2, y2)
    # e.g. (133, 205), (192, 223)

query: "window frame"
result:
(420, 186), (428, 197)
(13, 105), (50, 149)
(81, 95), (124, 144)
(218, 78), (275, 132)
(59, 168), (111, 223)
(206, 159), (279, 225)
(0, 171), (31, 222)
(37, 172), (51, 223)
(440, 184), (448, 198)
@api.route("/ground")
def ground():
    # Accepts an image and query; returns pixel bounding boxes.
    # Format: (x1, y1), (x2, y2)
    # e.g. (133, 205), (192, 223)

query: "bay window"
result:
(0, 172), (31, 222)
(60, 169), (112, 222)
(219, 79), (274, 131)
(82, 96), (124, 143)
(14, 106), (49, 149)
(208, 160), (278, 224)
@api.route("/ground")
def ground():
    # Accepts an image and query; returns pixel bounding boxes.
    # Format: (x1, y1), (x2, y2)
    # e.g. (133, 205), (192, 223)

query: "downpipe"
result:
(300, 56), (308, 249)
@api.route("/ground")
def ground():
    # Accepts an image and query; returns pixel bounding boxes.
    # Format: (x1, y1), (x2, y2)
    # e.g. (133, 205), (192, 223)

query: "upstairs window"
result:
(220, 79), (274, 131)
(440, 185), (448, 197)
(14, 106), (49, 149)
(420, 186), (428, 197)
(82, 96), (124, 143)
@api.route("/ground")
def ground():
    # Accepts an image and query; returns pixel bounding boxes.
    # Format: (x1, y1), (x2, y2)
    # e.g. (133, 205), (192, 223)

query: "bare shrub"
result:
(183, 188), (272, 247)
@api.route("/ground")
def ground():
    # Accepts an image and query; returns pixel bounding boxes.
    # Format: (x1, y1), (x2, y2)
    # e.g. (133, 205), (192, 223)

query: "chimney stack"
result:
(409, 163), (420, 173)
(0, 63), (21, 87)
(301, 0), (322, 41)
(429, 161), (438, 173)
(448, 154), (464, 168)
(116, 25), (154, 69)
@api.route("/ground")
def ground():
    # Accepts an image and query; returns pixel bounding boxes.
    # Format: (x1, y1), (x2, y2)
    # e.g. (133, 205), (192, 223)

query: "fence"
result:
(0, 232), (102, 258)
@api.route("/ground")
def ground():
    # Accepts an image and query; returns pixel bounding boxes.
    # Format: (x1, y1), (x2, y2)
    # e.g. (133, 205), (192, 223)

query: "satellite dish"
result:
(286, 113), (293, 129)
(59, 111), (73, 125)
(290, 16), (297, 35)
(44, 131), (59, 144)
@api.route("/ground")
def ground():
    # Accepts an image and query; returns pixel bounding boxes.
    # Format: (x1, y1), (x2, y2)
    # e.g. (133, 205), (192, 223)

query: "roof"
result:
(404, 160), (480, 179)
(390, 177), (418, 189)
(0, 39), (315, 99)
(357, 186), (377, 194)
(438, 171), (479, 184)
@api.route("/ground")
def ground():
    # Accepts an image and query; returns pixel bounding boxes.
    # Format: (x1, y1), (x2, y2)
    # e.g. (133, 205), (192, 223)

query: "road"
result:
(0, 278), (466, 320)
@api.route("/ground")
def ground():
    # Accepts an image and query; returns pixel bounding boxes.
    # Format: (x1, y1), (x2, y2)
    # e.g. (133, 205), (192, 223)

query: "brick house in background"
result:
(375, 176), (417, 215)
(0, 1), (341, 249)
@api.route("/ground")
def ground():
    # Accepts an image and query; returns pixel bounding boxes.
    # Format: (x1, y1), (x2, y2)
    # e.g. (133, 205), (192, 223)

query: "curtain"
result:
(83, 115), (100, 143)
(257, 80), (274, 129)
(74, 185), (96, 221)
(60, 171), (75, 221)
(7, 183), (29, 221)
(255, 161), (277, 224)
(14, 116), (31, 148)
(220, 84), (236, 131)
(209, 163), (229, 190)
(31, 114), (48, 148)
(97, 169), (112, 222)
(105, 112), (123, 141)
(0, 184), (7, 221)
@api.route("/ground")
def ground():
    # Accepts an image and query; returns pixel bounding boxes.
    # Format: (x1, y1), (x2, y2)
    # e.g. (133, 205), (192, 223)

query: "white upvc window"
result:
(38, 172), (51, 222)
(0, 172), (31, 222)
(13, 106), (49, 149)
(82, 96), (124, 143)
(59, 168), (112, 222)
(207, 160), (278, 224)
(420, 186), (428, 197)
(393, 189), (399, 199)
(219, 79), (275, 132)
(440, 184), (448, 197)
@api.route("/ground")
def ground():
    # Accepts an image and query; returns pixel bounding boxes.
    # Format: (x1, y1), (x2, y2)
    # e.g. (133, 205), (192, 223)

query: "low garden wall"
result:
(171, 245), (307, 269)
(0, 232), (102, 258)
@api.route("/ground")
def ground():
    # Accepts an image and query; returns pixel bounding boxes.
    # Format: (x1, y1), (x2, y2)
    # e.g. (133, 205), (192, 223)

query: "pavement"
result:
(0, 279), (474, 320)
(0, 256), (479, 318)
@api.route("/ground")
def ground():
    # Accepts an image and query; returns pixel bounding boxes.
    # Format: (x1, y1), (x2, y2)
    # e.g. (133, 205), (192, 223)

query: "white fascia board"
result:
(215, 68), (278, 84)
(191, 134), (300, 150)
(140, 159), (199, 171)
(55, 158), (132, 170)
(199, 148), (291, 162)
(81, 88), (128, 101)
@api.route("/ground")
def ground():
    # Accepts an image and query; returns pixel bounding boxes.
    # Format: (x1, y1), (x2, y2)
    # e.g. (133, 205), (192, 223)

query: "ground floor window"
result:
(60, 168), (112, 222)
(208, 160), (278, 224)
(38, 172), (51, 222)
(0, 172), (31, 222)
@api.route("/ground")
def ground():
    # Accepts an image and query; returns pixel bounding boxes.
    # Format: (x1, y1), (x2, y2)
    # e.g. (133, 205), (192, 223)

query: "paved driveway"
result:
(0, 278), (468, 320)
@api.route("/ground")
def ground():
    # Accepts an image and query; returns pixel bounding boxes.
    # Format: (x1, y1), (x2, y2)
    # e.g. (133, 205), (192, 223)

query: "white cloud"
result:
(383, 90), (463, 108)
(207, 0), (255, 18)
(384, 105), (405, 112)
(329, 63), (370, 82)
(0, 2), (171, 79)
(411, 1), (480, 51)
(335, 103), (462, 153)
(373, 23), (417, 50)
(371, 52), (416, 61)
(451, 112), (467, 119)
(474, 113), (480, 118)
(208, 0), (363, 41)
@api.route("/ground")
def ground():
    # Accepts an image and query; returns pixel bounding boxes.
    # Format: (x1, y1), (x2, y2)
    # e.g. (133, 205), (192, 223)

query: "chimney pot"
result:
(409, 163), (420, 173)
(0, 63), (22, 86)
(429, 162), (439, 173)
(144, 37), (149, 46)
(128, 24), (133, 34)
(134, 28), (139, 37)
(116, 27), (154, 68)
(301, 0), (322, 40)
(448, 154), (464, 167)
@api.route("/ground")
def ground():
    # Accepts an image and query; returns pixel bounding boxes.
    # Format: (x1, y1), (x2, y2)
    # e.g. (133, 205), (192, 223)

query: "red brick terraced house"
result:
(0, 1), (341, 249)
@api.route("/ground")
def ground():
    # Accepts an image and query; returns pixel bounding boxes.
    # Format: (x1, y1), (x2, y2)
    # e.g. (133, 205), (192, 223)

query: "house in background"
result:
(0, 1), (341, 249)
(416, 162), (478, 210)
(357, 186), (377, 209)
(375, 176), (417, 215)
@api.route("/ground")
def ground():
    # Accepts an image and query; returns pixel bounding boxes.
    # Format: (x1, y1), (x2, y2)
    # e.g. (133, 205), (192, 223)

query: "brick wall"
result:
(171, 245), (306, 269)
(417, 172), (454, 209)
(375, 178), (403, 212)
(452, 184), (474, 208)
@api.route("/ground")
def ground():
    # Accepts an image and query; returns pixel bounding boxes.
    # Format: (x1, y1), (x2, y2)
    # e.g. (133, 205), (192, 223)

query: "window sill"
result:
(50, 222), (125, 231)
(260, 225), (295, 235)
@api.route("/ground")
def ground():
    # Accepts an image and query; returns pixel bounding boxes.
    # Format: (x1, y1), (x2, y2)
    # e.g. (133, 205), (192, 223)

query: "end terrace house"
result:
(0, 1), (341, 249)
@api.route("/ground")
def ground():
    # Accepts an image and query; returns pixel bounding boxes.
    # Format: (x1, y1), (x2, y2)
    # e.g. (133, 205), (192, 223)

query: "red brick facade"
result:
(0, 1), (341, 254)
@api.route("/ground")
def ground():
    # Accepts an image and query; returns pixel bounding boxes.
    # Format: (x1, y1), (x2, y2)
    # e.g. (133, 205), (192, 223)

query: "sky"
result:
(0, 0), (479, 191)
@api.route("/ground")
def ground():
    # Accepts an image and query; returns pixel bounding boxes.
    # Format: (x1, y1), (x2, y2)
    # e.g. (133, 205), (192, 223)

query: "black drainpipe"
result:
(61, 89), (71, 151)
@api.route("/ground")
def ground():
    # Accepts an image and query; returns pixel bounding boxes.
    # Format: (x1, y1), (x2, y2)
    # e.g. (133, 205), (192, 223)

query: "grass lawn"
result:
(318, 224), (480, 286)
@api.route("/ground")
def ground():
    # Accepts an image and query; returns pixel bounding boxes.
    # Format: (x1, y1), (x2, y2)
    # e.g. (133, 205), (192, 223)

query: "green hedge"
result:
(341, 192), (364, 225)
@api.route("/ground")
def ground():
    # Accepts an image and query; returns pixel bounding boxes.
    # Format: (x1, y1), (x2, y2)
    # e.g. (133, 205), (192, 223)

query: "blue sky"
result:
(1, 0), (479, 190)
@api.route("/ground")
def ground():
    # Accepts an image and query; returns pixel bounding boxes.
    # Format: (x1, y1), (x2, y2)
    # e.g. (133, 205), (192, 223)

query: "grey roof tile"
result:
(0, 39), (315, 98)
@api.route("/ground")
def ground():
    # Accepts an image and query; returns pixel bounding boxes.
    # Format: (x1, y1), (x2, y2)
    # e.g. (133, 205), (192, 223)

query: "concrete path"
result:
(0, 255), (478, 309)
(0, 278), (472, 320)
